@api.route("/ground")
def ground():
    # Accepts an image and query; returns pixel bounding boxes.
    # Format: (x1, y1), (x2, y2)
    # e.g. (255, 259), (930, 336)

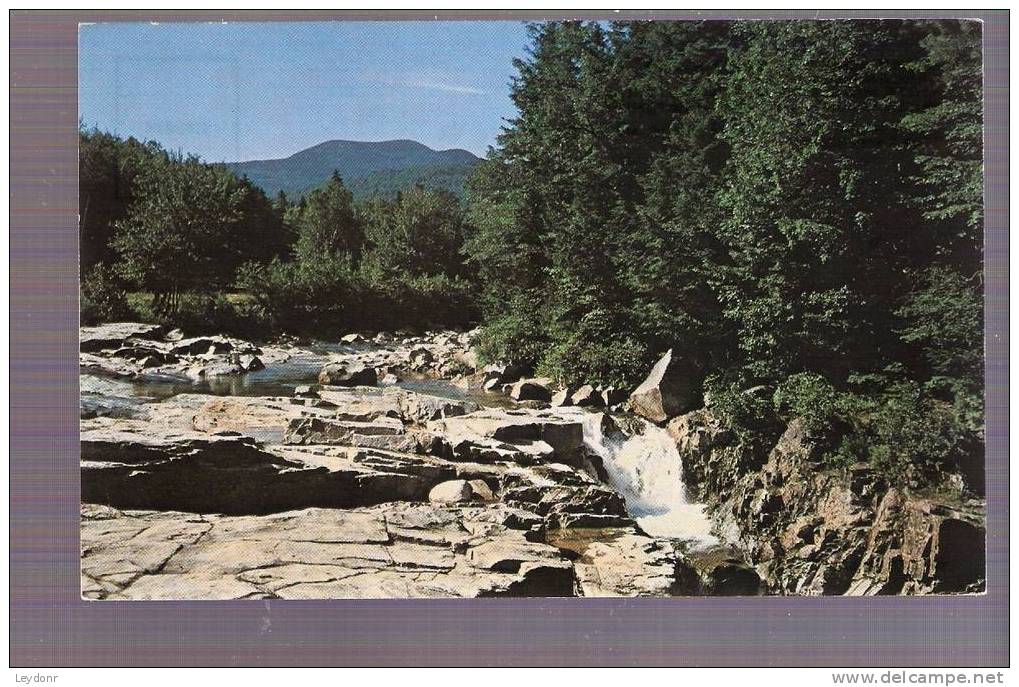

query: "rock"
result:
(509, 378), (553, 402)
(429, 479), (495, 504)
(626, 350), (701, 423)
(341, 333), (365, 344)
(381, 373), (399, 385)
(318, 361), (379, 387)
(571, 384), (604, 407)
(409, 347), (434, 367)
(283, 416), (406, 446)
(82, 502), (577, 599)
(395, 389), (478, 423)
(671, 409), (987, 595)
(686, 549), (763, 595)
(164, 328), (184, 342)
(238, 354), (263, 372)
(550, 529), (699, 596)
(482, 363), (530, 392)
(551, 387), (575, 407)
(80, 322), (167, 352)
(80, 418), (469, 513)
(601, 387), (628, 407)
(169, 336), (242, 357)
(429, 409), (585, 463)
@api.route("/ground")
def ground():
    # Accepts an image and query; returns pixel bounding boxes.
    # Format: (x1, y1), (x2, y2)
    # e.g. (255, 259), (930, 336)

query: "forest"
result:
(79, 19), (984, 489)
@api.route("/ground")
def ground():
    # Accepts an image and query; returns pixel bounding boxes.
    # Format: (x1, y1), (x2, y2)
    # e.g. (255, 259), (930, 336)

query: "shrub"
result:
(80, 263), (132, 325)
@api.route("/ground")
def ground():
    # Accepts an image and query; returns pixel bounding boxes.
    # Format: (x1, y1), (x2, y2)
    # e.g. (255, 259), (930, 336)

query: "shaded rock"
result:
(601, 387), (629, 407)
(627, 349), (701, 423)
(482, 363), (530, 392)
(671, 409), (987, 596)
(341, 333), (365, 344)
(318, 361), (379, 387)
(572, 384), (605, 408)
(509, 378), (553, 402)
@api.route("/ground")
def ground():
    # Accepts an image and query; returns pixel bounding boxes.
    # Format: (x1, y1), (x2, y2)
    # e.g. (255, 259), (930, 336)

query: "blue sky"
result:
(78, 21), (533, 161)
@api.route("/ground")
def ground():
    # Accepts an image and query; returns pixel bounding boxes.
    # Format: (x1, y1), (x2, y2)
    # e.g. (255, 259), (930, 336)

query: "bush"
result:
(80, 263), (132, 325)
(236, 256), (478, 337)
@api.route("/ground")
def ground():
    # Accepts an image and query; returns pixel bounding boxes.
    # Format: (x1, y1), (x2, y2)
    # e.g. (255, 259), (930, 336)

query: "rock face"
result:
(627, 349), (701, 423)
(668, 411), (986, 595)
(81, 502), (576, 599)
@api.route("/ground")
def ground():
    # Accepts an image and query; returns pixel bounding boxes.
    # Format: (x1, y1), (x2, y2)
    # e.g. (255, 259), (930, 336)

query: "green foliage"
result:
(79, 125), (168, 271)
(81, 127), (288, 311)
(80, 263), (132, 325)
(897, 266), (983, 380)
(464, 19), (983, 488)
(292, 172), (364, 262)
(347, 164), (478, 201)
(362, 186), (467, 278)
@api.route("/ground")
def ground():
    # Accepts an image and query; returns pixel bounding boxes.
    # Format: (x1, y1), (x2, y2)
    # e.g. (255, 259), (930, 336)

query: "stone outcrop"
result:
(667, 411), (986, 595)
(81, 502), (576, 599)
(80, 323), (290, 381)
(627, 349), (701, 423)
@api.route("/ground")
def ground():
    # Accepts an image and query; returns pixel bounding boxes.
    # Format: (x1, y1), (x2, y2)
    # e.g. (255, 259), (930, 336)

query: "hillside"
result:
(226, 139), (482, 200)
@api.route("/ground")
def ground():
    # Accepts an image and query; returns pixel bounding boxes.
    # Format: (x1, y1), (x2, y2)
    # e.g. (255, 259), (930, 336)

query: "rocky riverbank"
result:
(79, 323), (754, 599)
(79, 323), (983, 598)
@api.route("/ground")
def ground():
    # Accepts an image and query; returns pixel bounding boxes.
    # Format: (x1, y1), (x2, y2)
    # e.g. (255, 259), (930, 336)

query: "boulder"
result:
(409, 347), (434, 368)
(551, 387), (576, 407)
(571, 384), (604, 408)
(318, 361), (379, 387)
(428, 479), (495, 504)
(237, 354), (263, 372)
(341, 333), (364, 344)
(601, 387), (629, 407)
(509, 378), (553, 402)
(482, 363), (530, 392)
(626, 349), (700, 423)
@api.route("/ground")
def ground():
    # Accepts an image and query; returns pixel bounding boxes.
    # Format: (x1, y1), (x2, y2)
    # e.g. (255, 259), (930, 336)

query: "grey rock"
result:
(318, 361), (379, 387)
(626, 350), (700, 423)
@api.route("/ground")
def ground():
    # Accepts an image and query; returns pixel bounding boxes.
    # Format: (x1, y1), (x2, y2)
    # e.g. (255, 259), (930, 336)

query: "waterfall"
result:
(575, 410), (718, 546)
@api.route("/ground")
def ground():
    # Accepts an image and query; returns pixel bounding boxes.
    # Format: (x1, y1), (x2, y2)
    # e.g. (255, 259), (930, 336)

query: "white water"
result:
(571, 409), (719, 547)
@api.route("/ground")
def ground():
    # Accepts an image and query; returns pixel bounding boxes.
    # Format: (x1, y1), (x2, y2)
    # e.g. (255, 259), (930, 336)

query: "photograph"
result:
(75, 17), (987, 600)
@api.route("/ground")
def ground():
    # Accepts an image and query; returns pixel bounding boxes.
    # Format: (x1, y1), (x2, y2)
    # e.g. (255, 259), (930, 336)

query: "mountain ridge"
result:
(226, 139), (483, 200)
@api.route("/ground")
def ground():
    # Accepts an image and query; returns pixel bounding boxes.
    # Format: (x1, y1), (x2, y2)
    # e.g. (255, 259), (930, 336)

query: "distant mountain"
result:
(226, 139), (482, 200)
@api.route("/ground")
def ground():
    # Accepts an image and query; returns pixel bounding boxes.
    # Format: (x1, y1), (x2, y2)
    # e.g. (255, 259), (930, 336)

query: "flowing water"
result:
(569, 408), (718, 547)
